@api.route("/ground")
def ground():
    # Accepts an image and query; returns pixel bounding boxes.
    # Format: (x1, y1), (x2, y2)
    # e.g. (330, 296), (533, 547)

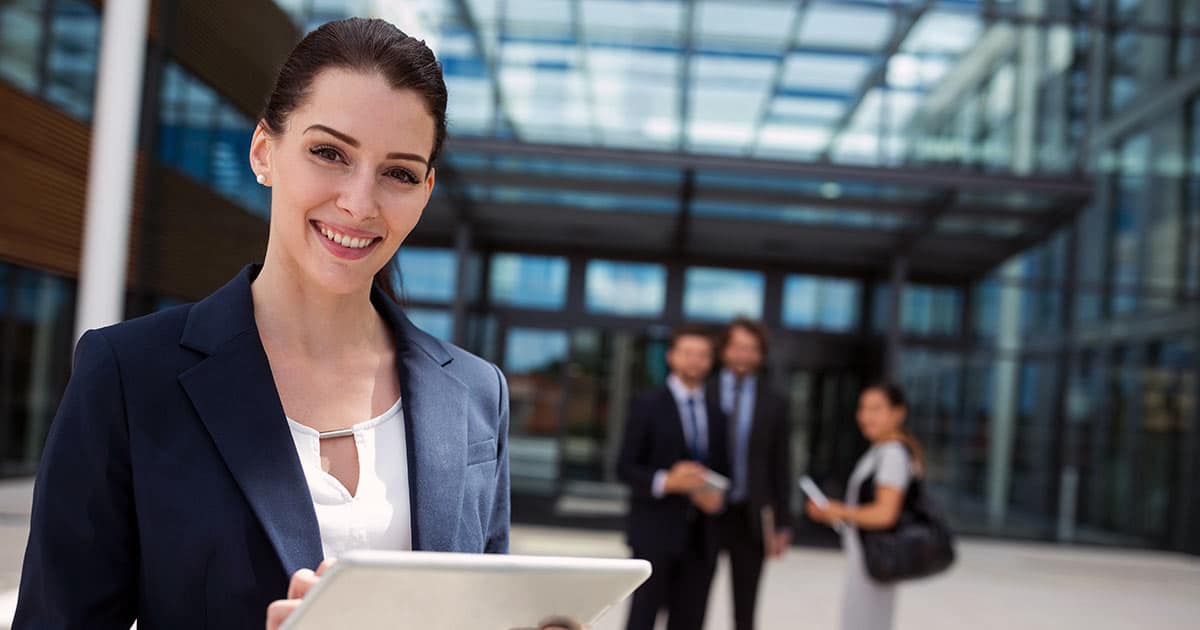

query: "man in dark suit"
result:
(617, 324), (729, 630)
(715, 318), (792, 630)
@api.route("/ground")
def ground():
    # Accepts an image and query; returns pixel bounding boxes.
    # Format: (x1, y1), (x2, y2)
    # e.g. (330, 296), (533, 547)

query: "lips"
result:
(310, 220), (382, 260)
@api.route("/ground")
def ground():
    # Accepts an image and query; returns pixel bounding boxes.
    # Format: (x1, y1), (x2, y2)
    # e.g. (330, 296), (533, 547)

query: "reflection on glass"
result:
(503, 327), (569, 496)
(155, 61), (267, 216)
(490, 253), (568, 310)
(0, 0), (45, 91)
(1111, 134), (1147, 315)
(683, 267), (764, 322)
(782, 274), (859, 332)
(584, 260), (666, 317)
(398, 247), (457, 303)
(43, 0), (99, 120)
(404, 307), (453, 341)
(0, 262), (76, 475)
(874, 283), (961, 337)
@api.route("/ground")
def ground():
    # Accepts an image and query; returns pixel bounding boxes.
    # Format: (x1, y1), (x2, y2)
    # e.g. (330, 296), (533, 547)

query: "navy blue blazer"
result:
(14, 265), (511, 630)
(616, 386), (728, 558)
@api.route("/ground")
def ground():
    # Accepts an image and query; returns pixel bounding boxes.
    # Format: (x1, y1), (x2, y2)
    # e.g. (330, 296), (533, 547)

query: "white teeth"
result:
(318, 224), (375, 249)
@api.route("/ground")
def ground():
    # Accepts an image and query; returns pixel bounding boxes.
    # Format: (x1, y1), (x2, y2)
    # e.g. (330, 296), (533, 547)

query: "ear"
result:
(422, 166), (436, 205)
(249, 121), (273, 185)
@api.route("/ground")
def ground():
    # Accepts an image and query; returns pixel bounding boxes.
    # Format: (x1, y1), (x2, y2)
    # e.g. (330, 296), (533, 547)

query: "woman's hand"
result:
(265, 558), (338, 630)
(805, 499), (848, 527)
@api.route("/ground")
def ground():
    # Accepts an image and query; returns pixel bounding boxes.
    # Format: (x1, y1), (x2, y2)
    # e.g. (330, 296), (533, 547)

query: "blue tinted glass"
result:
(398, 247), (458, 303)
(782, 275), (820, 328)
(504, 327), (569, 374)
(585, 260), (666, 317)
(490, 254), (569, 310)
(405, 308), (454, 341)
(820, 278), (860, 331)
(684, 267), (764, 321)
(784, 275), (860, 331)
(43, 0), (99, 120)
(0, 0), (46, 91)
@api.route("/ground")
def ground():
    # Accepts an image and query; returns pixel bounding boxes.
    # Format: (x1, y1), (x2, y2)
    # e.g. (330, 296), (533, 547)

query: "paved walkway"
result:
(1, 479), (1197, 629)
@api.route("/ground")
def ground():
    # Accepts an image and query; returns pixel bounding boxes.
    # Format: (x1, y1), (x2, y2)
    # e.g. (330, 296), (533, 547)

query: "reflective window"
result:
(405, 307), (453, 341)
(398, 247), (458, 303)
(1188, 97), (1200, 297)
(0, 261), (76, 475)
(683, 267), (764, 321)
(1110, 134), (1147, 315)
(585, 260), (666, 317)
(782, 274), (860, 332)
(156, 61), (267, 217)
(874, 283), (962, 337)
(43, 0), (99, 120)
(0, 0), (46, 92)
(489, 253), (568, 310)
(502, 327), (568, 496)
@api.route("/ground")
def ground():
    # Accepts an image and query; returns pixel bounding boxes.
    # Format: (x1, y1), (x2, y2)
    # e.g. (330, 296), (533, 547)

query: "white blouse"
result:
(286, 398), (413, 560)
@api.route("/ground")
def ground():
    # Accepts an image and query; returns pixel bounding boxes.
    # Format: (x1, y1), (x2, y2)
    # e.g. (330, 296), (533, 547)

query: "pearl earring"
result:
(256, 173), (267, 185)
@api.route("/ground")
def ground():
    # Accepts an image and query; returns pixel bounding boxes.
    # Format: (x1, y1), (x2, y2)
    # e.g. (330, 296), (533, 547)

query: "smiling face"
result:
(250, 68), (436, 296)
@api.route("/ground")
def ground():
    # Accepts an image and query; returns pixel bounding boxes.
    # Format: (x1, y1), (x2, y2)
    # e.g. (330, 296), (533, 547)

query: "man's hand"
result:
(265, 558), (337, 630)
(768, 529), (792, 559)
(664, 460), (708, 494)
(690, 488), (724, 515)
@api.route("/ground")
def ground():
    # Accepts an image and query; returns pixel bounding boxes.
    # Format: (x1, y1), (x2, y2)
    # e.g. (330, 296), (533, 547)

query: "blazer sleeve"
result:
(13, 330), (138, 629)
(484, 362), (511, 554)
(770, 394), (794, 530)
(616, 396), (658, 499)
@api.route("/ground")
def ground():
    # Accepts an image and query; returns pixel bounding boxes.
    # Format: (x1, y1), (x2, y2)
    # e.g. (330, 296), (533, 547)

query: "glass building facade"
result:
(0, 0), (1197, 554)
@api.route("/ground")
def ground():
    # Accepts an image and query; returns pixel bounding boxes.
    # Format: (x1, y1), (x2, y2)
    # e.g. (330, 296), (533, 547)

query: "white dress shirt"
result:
(651, 374), (709, 498)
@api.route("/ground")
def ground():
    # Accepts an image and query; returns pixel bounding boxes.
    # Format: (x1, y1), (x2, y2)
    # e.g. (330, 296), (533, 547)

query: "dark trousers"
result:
(625, 521), (718, 630)
(720, 502), (766, 630)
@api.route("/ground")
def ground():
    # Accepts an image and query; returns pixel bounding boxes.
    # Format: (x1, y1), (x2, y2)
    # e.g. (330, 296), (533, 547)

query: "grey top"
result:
(846, 441), (912, 508)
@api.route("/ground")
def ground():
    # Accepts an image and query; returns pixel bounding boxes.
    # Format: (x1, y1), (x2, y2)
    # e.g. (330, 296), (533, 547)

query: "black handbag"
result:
(856, 470), (956, 583)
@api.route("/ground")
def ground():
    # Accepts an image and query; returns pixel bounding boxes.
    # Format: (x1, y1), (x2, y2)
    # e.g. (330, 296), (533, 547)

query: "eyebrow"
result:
(304, 124), (430, 166)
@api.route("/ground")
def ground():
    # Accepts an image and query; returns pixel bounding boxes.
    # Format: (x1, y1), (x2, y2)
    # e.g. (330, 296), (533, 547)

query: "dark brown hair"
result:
(863, 382), (926, 474)
(719, 317), (770, 360)
(259, 17), (447, 304)
(668, 324), (715, 351)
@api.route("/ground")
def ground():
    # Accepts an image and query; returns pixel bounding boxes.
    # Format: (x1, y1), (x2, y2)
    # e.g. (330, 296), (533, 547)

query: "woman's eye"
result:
(310, 146), (342, 162)
(387, 169), (418, 184)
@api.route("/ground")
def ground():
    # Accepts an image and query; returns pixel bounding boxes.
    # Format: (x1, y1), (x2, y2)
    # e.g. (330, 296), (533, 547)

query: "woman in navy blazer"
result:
(14, 18), (509, 630)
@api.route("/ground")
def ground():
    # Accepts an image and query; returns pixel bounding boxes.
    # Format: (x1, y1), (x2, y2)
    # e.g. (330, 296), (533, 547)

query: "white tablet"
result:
(703, 470), (731, 492)
(280, 551), (652, 630)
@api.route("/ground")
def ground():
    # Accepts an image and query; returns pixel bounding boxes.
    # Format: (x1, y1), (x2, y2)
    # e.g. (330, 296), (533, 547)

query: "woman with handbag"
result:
(806, 383), (936, 630)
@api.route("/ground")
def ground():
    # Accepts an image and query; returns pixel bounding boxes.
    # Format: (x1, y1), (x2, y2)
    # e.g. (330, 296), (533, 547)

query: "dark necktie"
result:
(686, 395), (704, 461)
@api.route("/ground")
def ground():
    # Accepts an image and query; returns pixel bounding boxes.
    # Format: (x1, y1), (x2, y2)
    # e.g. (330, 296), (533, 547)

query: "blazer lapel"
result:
(178, 266), (323, 578)
(375, 293), (469, 552)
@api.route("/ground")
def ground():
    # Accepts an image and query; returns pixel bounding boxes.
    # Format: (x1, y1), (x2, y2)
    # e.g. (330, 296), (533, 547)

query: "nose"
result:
(336, 167), (379, 220)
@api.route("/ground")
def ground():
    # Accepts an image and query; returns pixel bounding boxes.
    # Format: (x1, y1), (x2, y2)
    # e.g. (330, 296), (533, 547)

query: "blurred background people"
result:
(806, 383), (923, 630)
(617, 324), (728, 630)
(715, 318), (793, 630)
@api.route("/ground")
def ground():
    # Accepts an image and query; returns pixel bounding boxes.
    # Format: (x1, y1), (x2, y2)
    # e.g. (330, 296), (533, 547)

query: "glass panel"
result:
(782, 274), (860, 332)
(398, 247), (458, 303)
(560, 328), (666, 492)
(503, 327), (568, 496)
(797, 2), (894, 52)
(0, 0), (46, 92)
(584, 260), (666, 317)
(683, 267), (764, 321)
(489, 253), (569, 310)
(405, 307), (454, 341)
(1189, 98), (1200, 297)
(42, 0), (99, 120)
(874, 283), (961, 336)
(0, 262), (76, 475)
(1110, 134), (1148, 315)
(696, 0), (795, 52)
